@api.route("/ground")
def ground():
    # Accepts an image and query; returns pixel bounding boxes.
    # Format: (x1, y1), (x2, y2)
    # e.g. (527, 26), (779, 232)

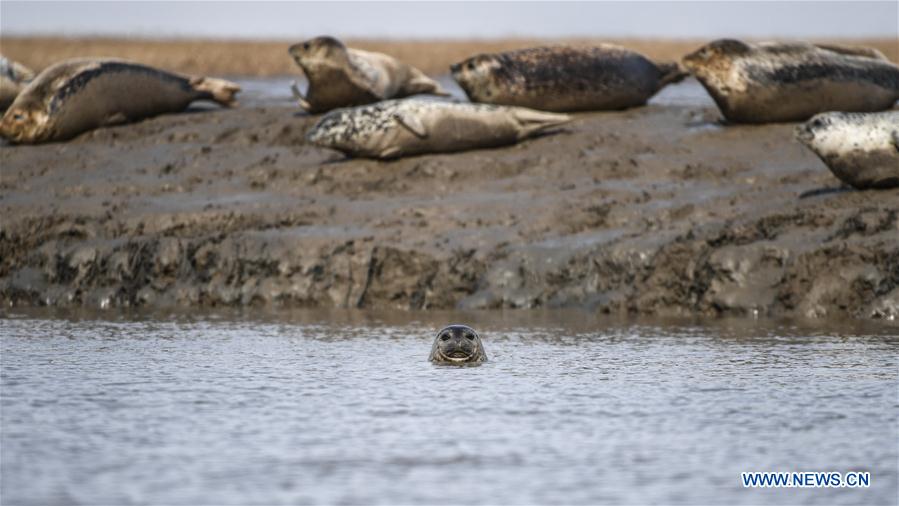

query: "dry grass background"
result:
(2, 36), (897, 77)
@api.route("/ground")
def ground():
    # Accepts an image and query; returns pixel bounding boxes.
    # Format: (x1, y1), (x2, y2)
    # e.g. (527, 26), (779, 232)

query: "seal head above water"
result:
(288, 36), (449, 113)
(450, 44), (686, 112)
(429, 325), (487, 365)
(795, 110), (899, 190)
(683, 39), (899, 123)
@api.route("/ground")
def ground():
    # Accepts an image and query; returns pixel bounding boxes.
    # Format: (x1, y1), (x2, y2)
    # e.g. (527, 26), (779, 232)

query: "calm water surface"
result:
(231, 76), (717, 108)
(1, 309), (897, 505)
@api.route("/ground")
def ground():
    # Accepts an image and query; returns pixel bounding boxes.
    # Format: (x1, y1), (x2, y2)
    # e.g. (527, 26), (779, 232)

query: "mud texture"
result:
(2, 99), (897, 320)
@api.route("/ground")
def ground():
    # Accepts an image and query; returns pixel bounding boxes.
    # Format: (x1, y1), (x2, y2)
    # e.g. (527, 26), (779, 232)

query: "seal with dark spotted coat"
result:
(306, 99), (571, 159)
(796, 111), (899, 190)
(1, 56), (34, 112)
(0, 58), (240, 144)
(288, 36), (449, 114)
(683, 39), (899, 123)
(450, 44), (686, 112)
(429, 325), (487, 365)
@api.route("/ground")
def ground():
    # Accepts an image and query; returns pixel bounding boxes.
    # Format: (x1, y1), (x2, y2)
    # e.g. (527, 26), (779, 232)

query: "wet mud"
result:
(2, 98), (897, 319)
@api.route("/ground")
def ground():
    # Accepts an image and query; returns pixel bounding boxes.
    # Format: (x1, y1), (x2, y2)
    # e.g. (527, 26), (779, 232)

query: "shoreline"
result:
(2, 83), (897, 319)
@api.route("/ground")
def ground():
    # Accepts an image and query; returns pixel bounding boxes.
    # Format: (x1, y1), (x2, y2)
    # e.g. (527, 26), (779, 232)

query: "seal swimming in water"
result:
(429, 325), (487, 365)
(288, 36), (449, 114)
(796, 110), (899, 190)
(0, 58), (240, 144)
(450, 44), (686, 112)
(305, 99), (571, 159)
(682, 39), (899, 123)
(0, 56), (34, 112)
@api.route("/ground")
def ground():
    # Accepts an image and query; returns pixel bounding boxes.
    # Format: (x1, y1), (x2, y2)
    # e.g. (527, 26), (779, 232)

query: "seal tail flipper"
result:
(512, 108), (572, 139)
(191, 77), (241, 107)
(656, 62), (689, 88)
(891, 131), (899, 153)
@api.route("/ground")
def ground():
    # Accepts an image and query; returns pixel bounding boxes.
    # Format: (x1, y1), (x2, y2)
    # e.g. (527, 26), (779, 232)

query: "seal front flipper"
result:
(291, 81), (313, 111)
(393, 111), (428, 138)
(402, 70), (451, 97)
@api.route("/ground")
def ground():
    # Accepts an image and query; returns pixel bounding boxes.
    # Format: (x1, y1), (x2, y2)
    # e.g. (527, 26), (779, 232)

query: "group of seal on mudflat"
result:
(301, 38), (688, 159)
(1, 36), (896, 189)
(0, 57), (240, 143)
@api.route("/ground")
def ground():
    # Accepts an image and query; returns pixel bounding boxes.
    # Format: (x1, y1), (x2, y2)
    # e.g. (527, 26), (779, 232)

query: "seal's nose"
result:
(449, 63), (461, 74)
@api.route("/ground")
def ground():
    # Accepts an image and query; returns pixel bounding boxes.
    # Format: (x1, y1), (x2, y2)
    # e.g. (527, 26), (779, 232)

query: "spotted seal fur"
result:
(288, 36), (449, 114)
(429, 325), (487, 365)
(0, 56), (34, 111)
(796, 111), (899, 190)
(305, 98), (571, 159)
(450, 44), (686, 112)
(0, 58), (240, 144)
(683, 39), (899, 123)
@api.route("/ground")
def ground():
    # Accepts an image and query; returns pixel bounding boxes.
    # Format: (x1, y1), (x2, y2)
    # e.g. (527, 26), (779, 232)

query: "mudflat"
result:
(1, 39), (897, 319)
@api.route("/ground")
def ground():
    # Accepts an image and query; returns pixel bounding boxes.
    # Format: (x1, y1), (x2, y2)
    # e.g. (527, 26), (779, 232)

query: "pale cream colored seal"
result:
(288, 36), (449, 114)
(306, 99), (571, 159)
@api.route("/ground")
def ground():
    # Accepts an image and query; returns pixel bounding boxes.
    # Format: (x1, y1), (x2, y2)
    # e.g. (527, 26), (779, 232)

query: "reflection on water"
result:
(231, 76), (716, 108)
(1, 309), (897, 505)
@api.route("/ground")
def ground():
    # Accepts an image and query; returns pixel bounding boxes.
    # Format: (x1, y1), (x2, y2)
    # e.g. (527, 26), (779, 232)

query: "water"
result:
(1, 309), (896, 505)
(230, 75), (717, 108)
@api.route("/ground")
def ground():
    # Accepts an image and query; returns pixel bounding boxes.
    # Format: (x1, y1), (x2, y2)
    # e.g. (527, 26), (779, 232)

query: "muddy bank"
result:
(1, 87), (897, 319)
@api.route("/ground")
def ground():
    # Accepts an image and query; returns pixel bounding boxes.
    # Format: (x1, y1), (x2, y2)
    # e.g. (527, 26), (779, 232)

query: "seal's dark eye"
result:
(13, 113), (24, 121)
(467, 61), (475, 71)
(440, 334), (450, 341)
(465, 333), (475, 340)
(303, 42), (310, 51)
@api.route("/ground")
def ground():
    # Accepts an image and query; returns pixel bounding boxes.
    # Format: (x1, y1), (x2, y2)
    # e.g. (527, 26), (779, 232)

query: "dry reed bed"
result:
(2, 37), (897, 77)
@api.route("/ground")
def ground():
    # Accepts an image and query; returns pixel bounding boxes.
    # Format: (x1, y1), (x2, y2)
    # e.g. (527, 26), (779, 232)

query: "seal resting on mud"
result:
(0, 56), (34, 112)
(305, 98), (571, 159)
(796, 110), (899, 190)
(0, 58), (240, 144)
(450, 44), (686, 112)
(288, 36), (449, 114)
(682, 39), (899, 123)
(429, 325), (487, 365)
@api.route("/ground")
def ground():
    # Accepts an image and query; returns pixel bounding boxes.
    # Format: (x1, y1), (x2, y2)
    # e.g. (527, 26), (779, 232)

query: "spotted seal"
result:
(683, 39), (899, 123)
(305, 98), (571, 159)
(450, 44), (686, 112)
(429, 325), (487, 365)
(0, 56), (34, 112)
(796, 110), (899, 190)
(0, 58), (240, 144)
(288, 36), (449, 114)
